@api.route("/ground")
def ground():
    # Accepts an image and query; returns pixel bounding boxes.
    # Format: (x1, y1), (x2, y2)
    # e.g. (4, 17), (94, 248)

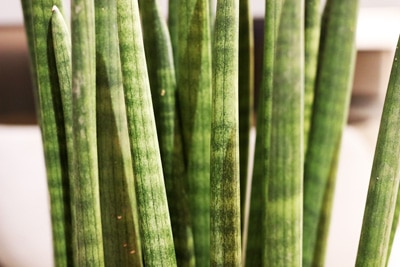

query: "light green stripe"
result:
(176, 0), (212, 265)
(210, 0), (241, 265)
(70, 0), (104, 265)
(303, 0), (358, 265)
(303, 0), (321, 151)
(117, 0), (177, 265)
(95, 0), (143, 265)
(245, 0), (282, 265)
(356, 36), (400, 267)
(264, 0), (304, 265)
(21, 1), (72, 266)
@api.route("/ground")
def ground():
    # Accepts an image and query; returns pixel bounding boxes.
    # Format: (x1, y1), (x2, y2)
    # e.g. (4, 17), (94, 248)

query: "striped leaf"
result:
(303, 0), (321, 151)
(116, 0), (177, 265)
(94, 0), (143, 265)
(139, 0), (195, 265)
(303, 0), (359, 265)
(175, 0), (212, 265)
(21, 1), (72, 266)
(356, 37), (400, 267)
(210, 0), (241, 265)
(70, 0), (105, 265)
(264, 0), (304, 265)
(245, 0), (282, 265)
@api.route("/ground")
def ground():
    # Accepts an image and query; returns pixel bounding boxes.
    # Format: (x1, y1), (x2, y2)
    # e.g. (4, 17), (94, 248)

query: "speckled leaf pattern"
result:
(95, 0), (143, 265)
(116, 0), (177, 266)
(356, 37), (400, 267)
(245, 0), (282, 265)
(21, 1), (72, 266)
(70, 0), (105, 265)
(303, 0), (358, 265)
(304, 0), (321, 151)
(139, 0), (195, 265)
(175, 0), (212, 265)
(264, 0), (304, 265)
(210, 0), (241, 265)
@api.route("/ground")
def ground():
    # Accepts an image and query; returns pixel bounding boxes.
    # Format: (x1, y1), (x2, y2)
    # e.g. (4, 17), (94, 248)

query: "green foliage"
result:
(356, 36), (400, 267)
(303, 0), (359, 265)
(210, 0), (241, 265)
(22, 1), (72, 265)
(95, 0), (143, 265)
(173, 0), (212, 265)
(21, 0), (400, 266)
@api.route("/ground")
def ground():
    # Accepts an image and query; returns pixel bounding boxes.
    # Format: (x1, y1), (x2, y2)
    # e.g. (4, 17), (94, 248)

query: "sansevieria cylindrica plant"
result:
(20, 0), (400, 266)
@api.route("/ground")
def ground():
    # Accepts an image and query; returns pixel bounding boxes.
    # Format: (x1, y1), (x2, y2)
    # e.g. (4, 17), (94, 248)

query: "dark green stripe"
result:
(139, 0), (195, 265)
(95, 0), (143, 265)
(264, 0), (303, 265)
(176, 0), (212, 265)
(70, 0), (104, 265)
(210, 0), (241, 265)
(356, 36), (400, 267)
(303, 0), (358, 265)
(304, 0), (321, 151)
(116, 0), (177, 265)
(245, 0), (282, 265)
(21, 1), (72, 266)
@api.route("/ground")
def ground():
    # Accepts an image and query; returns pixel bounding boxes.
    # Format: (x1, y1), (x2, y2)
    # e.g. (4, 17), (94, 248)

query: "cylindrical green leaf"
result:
(52, 5), (72, 167)
(116, 0), (177, 265)
(304, 0), (321, 151)
(210, 0), (241, 265)
(139, 0), (195, 265)
(311, 141), (340, 266)
(70, 0), (105, 265)
(175, 0), (212, 265)
(245, 0), (282, 265)
(95, 0), (143, 265)
(303, 0), (359, 266)
(387, 185), (400, 266)
(264, 0), (304, 265)
(356, 37), (400, 267)
(50, 8), (74, 265)
(21, 2), (72, 266)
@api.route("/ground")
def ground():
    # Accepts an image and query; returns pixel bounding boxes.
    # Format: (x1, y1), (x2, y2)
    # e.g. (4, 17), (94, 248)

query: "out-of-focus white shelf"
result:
(357, 7), (400, 51)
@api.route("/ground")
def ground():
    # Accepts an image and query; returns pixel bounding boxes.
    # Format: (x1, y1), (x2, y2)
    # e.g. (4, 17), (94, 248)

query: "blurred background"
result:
(1, 0), (400, 266)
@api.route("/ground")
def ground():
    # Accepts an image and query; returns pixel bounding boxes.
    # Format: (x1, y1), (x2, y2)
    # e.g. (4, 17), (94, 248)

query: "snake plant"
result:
(20, 0), (400, 266)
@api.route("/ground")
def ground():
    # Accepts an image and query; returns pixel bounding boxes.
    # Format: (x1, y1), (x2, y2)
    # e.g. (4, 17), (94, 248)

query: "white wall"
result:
(0, 0), (263, 25)
(2, 1), (400, 50)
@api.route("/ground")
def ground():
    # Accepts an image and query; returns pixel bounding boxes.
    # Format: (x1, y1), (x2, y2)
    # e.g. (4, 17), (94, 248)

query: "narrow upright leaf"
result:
(70, 0), (105, 265)
(21, 1), (72, 266)
(245, 0), (282, 265)
(356, 37), (400, 267)
(303, 0), (359, 266)
(264, 0), (304, 265)
(95, 0), (143, 265)
(175, 0), (212, 265)
(210, 0), (241, 265)
(51, 5), (72, 172)
(51, 8), (74, 265)
(116, 0), (177, 265)
(304, 0), (321, 151)
(139, 0), (195, 265)
(387, 187), (400, 266)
